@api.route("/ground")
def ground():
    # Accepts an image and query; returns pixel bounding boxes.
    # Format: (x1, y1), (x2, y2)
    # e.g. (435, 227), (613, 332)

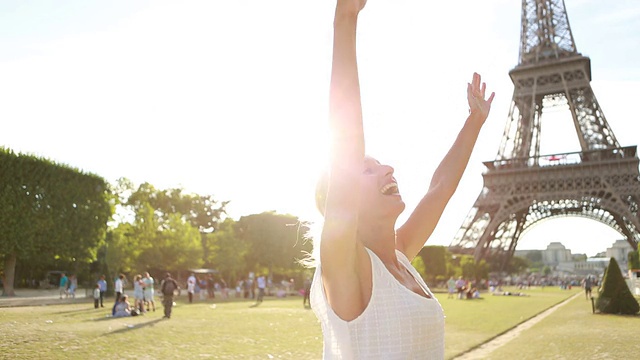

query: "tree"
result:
(107, 182), (208, 276)
(628, 251), (640, 270)
(411, 256), (427, 282)
(504, 256), (530, 275)
(456, 255), (489, 282)
(417, 246), (448, 284)
(105, 223), (140, 278)
(459, 255), (476, 280)
(125, 181), (228, 265)
(236, 212), (312, 278)
(0, 148), (111, 296)
(206, 218), (247, 283)
(524, 250), (542, 263)
(137, 213), (202, 272)
(595, 257), (639, 315)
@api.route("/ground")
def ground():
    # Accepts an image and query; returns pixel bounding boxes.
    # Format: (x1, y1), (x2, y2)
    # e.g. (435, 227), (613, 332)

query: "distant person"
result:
(114, 274), (124, 302)
(583, 276), (593, 300)
(93, 284), (101, 309)
(161, 273), (179, 319)
(133, 274), (145, 313)
(68, 275), (78, 298)
(206, 275), (215, 299)
(235, 280), (243, 298)
(59, 273), (69, 299)
(256, 274), (266, 304)
(113, 294), (132, 317)
(455, 277), (467, 299)
(494, 291), (529, 297)
(97, 275), (107, 308)
(447, 277), (456, 299)
(467, 287), (480, 299)
(220, 278), (229, 299)
(303, 277), (312, 308)
(243, 278), (251, 299)
(248, 277), (255, 299)
(187, 273), (197, 303)
(143, 272), (156, 312)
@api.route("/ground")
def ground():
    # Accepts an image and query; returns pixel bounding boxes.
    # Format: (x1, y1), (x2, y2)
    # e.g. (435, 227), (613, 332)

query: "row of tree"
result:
(0, 147), (315, 296)
(104, 178), (313, 287)
(410, 245), (540, 285)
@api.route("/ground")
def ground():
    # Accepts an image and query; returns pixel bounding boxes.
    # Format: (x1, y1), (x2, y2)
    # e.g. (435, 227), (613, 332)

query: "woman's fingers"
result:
(487, 92), (495, 105)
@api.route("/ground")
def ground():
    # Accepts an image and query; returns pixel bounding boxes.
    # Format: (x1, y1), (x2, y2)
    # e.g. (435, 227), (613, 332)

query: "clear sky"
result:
(1, 0), (639, 257)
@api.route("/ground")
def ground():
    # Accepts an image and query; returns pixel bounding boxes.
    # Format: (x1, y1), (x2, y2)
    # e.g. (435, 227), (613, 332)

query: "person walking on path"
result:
(308, 0), (495, 358)
(68, 275), (78, 299)
(583, 276), (593, 300)
(59, 273), (68, 299)
(97, 275), (107, 307)
(161, 273), (178, 319)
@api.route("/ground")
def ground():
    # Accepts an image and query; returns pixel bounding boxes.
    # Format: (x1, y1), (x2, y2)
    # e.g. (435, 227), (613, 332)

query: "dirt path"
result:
(0, 288), (92, 307)
(453, 292), (581, 360)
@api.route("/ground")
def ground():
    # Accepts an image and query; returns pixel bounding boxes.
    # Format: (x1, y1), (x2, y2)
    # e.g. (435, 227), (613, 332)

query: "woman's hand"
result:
(467, 72), (495, 122)
(336, 0), (367, 17)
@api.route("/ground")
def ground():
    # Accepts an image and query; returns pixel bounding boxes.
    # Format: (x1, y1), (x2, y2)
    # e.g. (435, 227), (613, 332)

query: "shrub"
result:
(595, 257), (639, 315)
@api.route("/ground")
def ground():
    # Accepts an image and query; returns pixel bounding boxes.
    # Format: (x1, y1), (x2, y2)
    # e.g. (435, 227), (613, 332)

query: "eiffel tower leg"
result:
(452, 203), (528, 263)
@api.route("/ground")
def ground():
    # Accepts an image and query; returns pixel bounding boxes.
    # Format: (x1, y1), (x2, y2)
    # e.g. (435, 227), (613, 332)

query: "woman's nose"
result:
(381, 164), (394, 176)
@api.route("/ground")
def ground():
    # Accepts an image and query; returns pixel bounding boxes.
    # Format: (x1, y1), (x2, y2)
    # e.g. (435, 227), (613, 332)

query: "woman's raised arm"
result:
(319, 0), (369, 320)
(396, 73), (495, 260)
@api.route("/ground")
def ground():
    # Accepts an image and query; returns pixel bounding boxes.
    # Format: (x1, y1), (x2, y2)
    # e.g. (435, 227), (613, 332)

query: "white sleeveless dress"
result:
(311, 247), (445, 359)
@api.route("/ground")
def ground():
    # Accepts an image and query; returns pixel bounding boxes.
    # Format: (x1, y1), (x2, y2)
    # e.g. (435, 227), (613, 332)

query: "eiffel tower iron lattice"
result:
(450, 0), (640, 264)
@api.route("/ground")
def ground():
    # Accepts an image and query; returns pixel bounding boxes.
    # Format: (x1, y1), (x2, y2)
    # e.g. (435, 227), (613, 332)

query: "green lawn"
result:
(0, 297), (322, 359)
(439, 286), (580, 359)
(0, 287), (595, 359)
(486, 292), (640, 359)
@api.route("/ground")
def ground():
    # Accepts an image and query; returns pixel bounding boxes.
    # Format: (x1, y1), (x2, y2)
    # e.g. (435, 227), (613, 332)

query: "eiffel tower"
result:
(450, 0), (640, 264)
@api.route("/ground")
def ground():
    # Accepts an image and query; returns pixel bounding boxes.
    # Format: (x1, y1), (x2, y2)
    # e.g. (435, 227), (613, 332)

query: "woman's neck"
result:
(357, 221), (399, 266)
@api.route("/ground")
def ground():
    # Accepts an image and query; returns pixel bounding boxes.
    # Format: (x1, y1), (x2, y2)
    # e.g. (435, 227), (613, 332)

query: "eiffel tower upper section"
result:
(450, 0), (640, 260)
(497, 0), (620, 162)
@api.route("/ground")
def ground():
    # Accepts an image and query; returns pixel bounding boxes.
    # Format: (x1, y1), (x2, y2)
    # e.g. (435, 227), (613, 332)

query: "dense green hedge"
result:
(0, 147), (112, 293)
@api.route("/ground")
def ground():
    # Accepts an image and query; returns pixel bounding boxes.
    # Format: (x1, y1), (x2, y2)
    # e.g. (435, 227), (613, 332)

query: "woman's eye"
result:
(363, 168), (374, 175)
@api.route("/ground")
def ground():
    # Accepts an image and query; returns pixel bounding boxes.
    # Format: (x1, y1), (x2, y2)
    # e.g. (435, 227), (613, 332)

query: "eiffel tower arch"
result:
(450, 0), (640, 265)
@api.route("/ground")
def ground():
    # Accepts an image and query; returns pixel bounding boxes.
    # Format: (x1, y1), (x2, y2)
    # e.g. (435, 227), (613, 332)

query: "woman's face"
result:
(358, 156), (405, 219)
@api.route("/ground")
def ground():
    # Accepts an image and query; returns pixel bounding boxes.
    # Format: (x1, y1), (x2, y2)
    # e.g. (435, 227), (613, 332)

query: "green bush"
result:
(595, 257), (639, 315)
(628, 251), (640, 270)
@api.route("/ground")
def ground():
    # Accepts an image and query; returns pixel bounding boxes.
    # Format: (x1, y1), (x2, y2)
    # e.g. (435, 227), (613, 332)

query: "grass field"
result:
(486, 292), (640, 359)
(440, 286), (581, 358)
(0, 287), (598, 359)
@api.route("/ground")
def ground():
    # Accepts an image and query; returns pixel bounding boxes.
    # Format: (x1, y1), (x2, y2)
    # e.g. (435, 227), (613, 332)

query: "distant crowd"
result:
(68, 271), (314, 319)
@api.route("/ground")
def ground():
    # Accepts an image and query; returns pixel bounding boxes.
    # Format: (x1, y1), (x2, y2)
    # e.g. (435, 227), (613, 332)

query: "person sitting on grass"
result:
(113, 295), (132, 317)
(467, 287), (481, 299)
(493, 291), (529, 297)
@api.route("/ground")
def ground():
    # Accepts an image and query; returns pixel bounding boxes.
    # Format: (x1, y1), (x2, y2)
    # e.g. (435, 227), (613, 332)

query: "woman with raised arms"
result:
(309, 0), (495, 358)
